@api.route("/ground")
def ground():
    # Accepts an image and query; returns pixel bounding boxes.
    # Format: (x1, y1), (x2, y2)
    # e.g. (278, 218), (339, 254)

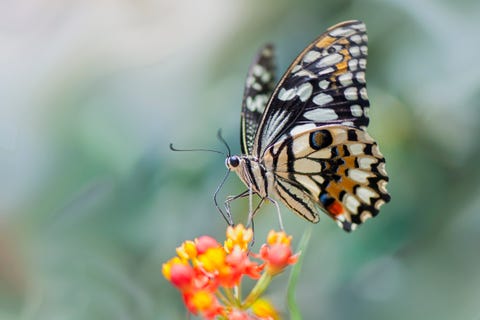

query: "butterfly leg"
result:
(267, 196), (284, 230)
(246, 198), (265, 229)
(224, 189), (250, 225)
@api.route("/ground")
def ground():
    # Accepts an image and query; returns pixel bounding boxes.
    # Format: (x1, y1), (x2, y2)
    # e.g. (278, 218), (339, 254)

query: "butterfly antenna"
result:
(169, 143), (224, 155)
(214, 169), (234, 226)
(216, 129), (231, 157)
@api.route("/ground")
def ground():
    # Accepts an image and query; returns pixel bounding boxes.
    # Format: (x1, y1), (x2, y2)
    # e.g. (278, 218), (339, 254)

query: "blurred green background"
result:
(1, 0), (479, 319)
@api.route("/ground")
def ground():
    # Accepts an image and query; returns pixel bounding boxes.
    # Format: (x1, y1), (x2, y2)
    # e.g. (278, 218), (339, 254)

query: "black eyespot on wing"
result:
(309, 129), (333, 150)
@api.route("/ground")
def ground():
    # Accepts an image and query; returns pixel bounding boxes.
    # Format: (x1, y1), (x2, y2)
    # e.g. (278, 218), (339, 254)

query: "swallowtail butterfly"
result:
(225, 20), (390, 232)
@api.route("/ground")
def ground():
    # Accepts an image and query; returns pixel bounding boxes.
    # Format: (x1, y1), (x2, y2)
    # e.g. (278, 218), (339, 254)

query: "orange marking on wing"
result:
(315, 36), (336, 48)
(327, 200), (344, 216)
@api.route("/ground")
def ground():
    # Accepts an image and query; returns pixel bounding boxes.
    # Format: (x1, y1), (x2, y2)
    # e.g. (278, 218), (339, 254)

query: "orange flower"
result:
(251, 298), (280, 320)
(195, 236), (221, 254)
(176, 240), (197, 261)
(163, 224), (299, 319)
(224, 224), (254, 253)
(184, 290), (224, 319)
(260, 231), (298, 276)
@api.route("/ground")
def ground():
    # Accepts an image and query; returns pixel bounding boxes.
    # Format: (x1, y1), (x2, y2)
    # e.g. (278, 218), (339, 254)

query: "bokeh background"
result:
(1, 0), (480, 319)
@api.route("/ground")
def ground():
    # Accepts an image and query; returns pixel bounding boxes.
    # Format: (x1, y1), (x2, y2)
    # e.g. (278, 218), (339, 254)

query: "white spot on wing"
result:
(252, 65), (265, 76)
(303, 50), (321, 63)
(297, 83), (313, 102)
(345, 194), (360, 212)
(360, 87), (368, 100)
(358, 157), (376, 169)
(278, 88), (296, 101)
(364, 107), (370, 117)
(360, 211), (372, 222)
(313, 93), (333, 106)
(319, 80), (330, 89)
(348, 59), (358, 71)
(349, 143), (364, 155)
(329, 27), (355, 37)
(350, 104), (363, 117)
(349, 46), (361, 57)
(318, 67), (335, 76)
(378, 162), (388, 176)
(317, 53), (343, 68)
(357, 187), (378, 203)
(344, 87), (358, 100)
(348, 169), (370, 183)
(246, 76), (255, 88)
(352, 23), (366, 32)
(246, 94), (268, 112)
(350, 34), (362, 44)
(252, 82), (262, 91)
(292, 65), (302, 73)
(356, 71), (365, 83)
(304, 108), (338, 121)
(338, 72), (353, 86)
(359, 59), (367, 69)
(261, 72), (271, 83)
(378, 180), (388, 194)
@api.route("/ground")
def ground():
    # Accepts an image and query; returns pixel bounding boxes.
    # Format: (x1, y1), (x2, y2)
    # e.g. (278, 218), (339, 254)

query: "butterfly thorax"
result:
(225, 155), (274, 198)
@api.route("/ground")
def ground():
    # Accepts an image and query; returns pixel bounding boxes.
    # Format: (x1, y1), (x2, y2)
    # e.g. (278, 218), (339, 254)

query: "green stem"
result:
(216, 289), (230, 306)
(223, 287), (237, 306)
(287, 224), (312, 320)
(242, 272), (272, 309)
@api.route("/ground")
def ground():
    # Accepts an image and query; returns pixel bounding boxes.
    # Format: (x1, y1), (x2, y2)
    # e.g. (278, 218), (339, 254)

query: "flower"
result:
(163, 224), (298, 319)
(251, 298), (280, 320)
(259, 231), (298, 276)
(224, 224), (254, 253)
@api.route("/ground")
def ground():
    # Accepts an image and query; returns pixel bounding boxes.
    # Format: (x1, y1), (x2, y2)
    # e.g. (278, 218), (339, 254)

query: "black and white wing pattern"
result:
(260, 20), (389, 231)
(240, 44), (276, 155)
(253, 20), (370, 157)
(228, 20), (390, 232)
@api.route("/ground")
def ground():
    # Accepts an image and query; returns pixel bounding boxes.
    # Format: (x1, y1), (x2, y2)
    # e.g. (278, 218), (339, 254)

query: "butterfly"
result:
(224, 20), (390, 232)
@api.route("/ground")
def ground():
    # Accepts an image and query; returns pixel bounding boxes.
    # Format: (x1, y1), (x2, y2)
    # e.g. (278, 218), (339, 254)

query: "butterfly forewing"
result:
(253, 20), (370, 157)
(240, 44), (276, 155)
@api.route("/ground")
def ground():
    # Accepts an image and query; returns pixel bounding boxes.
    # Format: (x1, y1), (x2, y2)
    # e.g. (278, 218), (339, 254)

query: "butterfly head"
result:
(225, 155), (241, 170)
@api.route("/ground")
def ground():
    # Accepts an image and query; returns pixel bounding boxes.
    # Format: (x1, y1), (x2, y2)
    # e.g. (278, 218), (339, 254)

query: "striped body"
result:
(227, 20), (390, 232)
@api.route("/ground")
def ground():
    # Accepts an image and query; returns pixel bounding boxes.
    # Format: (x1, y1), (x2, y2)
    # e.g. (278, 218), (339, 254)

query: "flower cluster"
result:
(162, 225), (299, 319)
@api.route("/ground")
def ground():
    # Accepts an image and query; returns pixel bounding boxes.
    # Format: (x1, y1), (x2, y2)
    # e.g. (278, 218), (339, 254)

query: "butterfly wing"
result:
(253, 20), (370, 157)
(240, 44), (276, 155)
(264, 126), (390, 231)
(255, 20), (390, 231)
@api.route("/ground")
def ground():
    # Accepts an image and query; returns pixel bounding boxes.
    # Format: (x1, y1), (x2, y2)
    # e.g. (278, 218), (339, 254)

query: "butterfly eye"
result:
(227, 156), (240, 168)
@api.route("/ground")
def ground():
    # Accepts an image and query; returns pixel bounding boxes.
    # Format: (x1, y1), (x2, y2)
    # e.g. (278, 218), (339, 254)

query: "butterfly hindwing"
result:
(264, 125), (390, 231)
(240, 44), (276, 155)
(253, 20), (370, 157)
